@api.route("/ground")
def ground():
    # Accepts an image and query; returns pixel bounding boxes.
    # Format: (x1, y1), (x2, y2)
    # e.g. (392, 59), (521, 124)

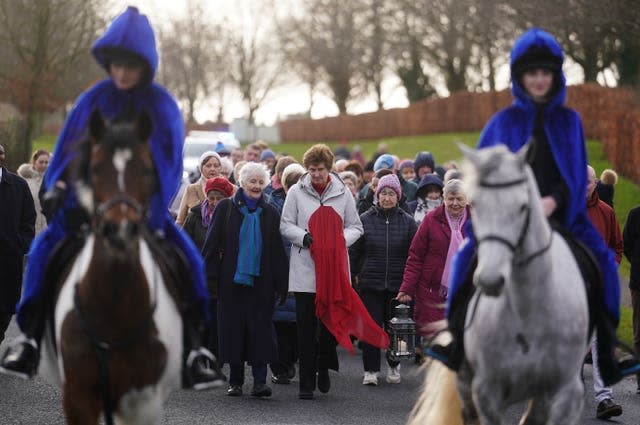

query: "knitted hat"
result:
(375, 174), (402, 199)
(199, 151), (221, 171)
(204, 176), (234, 198)
(260, 149), (275, 161)
(398, 159), (414, 172)
(512, 45), (562, 78)
(373, 154), (394, 172)
(214, 141), (230, 155)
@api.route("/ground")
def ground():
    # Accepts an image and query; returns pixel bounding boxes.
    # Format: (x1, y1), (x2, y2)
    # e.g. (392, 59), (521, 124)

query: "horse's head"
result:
(461, 143), (536, 296)
(76, 110), (156, 248)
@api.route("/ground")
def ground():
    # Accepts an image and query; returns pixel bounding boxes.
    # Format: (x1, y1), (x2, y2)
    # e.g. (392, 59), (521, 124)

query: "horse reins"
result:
(475, 175), (553, 267)
(72, 247), (159, 425)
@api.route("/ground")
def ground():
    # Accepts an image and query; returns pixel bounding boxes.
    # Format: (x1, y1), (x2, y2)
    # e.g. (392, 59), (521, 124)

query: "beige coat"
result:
(17, 164), (47, 235)
(176, 179), (205, 226)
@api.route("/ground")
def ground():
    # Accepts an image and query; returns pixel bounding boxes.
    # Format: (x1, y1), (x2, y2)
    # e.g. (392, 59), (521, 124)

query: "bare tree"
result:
(157, 0), (223, 124)
(387, 0), (437, 102)
(0, 0), (103, 160)
(225, 4), (285, 124)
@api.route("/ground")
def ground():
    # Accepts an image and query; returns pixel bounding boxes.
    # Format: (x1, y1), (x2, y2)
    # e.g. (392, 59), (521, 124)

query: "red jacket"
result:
(587, 191), (623, 264)
(399, 204), (469, 336)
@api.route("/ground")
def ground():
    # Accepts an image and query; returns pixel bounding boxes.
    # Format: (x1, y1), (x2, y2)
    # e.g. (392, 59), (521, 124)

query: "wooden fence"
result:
(279, 84), (640, 184)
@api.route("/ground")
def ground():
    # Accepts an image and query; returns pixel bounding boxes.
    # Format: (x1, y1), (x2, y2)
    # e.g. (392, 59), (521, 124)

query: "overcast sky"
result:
(109, 0), (591, 126)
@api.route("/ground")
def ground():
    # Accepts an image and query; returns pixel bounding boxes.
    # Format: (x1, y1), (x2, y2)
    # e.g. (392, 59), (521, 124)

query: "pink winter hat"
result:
(375, 174), (402, 199)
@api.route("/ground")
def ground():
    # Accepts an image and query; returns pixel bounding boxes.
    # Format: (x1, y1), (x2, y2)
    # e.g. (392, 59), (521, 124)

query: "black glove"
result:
(303, 232), (313, 248)
(42, 183), (67, 216)
(277, 292), (287, 306)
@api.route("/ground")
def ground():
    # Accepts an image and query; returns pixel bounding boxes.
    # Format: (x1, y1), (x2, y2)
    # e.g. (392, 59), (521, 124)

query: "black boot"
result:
(0, 337), (39, 379)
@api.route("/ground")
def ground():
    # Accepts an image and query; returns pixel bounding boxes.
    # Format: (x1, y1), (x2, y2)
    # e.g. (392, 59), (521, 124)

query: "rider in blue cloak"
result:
(427, 28), (640, 386)
(0, 6), (224, 389)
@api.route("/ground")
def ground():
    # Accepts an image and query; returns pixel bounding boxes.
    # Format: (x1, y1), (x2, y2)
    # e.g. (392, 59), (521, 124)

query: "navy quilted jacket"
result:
(349, 205), (417, 292)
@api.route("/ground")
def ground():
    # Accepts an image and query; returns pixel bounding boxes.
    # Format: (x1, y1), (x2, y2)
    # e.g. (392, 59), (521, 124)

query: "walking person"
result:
(16, 150), (49, 235)
(0, 145), (36, 343)
(281, 144), (388, 400)
(183, 176), (234, 362)
(398, 179), (469, 338)
(202, 163), (288, 398)
(349, 174), (417, 386)
(586, 165), (624, 419)
(427, 28), (639, 385)
(623, 204), (640, 394)
(0, 6), (223, 388)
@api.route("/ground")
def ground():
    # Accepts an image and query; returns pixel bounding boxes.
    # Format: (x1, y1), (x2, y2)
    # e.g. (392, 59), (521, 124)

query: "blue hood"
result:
(91, 6), (158, 82)
(510, 28), (566, 110)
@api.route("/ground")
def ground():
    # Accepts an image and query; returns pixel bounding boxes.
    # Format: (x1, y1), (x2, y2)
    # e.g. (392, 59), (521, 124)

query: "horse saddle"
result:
(552, 223), (602, 336)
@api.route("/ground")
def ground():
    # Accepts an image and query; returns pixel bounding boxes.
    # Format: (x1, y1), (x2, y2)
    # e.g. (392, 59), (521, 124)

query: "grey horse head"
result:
(460, 143), (533, 296)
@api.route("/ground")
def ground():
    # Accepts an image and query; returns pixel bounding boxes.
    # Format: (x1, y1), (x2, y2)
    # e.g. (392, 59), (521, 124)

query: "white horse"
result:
(409, 144), (590, 425)
(39, 111), (183, 425)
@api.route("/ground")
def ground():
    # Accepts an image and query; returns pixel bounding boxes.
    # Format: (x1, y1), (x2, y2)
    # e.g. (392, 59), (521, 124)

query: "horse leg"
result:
(63, 380), (100, 425)
(547, 376), (584, 425)
(518, 398), (549, 425)
(471, 376), (507, 425)
(457, 363), (480, 425)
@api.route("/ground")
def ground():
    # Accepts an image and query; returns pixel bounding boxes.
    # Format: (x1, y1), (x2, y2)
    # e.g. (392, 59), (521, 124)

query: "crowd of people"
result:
(0, 7), (639, 421)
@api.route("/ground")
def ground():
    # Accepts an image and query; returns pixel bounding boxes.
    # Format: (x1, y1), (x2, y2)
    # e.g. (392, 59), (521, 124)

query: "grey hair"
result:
(443, 178), (465, 197)
(339, 171), (358, 187)
(239, 162), (270, 188)
(220, 157), (234, 178)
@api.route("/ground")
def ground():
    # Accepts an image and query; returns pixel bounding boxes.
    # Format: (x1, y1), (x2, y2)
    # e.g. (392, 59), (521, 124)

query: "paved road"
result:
(1, 318), (639, 424)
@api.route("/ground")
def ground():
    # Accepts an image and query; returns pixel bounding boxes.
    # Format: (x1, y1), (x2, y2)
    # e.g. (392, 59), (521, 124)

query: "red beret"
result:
(205, 177), (233, 198)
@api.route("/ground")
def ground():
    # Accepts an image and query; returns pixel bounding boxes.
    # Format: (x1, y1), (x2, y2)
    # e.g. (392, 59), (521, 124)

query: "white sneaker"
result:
(386, 364), (401, 384)
(362, 371), (379, 386)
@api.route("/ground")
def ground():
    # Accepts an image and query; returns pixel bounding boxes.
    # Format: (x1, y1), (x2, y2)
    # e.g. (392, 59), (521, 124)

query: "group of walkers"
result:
(0, 5), (639, 421)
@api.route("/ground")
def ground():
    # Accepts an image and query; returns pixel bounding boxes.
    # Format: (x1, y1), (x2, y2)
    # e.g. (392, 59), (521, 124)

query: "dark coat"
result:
(0, 168), (36, 312)
(624, 206), (640, 291)
(399, 205), (469, 336)
(202, 189), (288, 363)
(183, 203), (208, 250)
(349, 206), (417, 293)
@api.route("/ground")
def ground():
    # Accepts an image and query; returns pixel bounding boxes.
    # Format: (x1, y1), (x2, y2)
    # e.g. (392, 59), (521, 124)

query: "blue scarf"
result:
(233, 194), (263, 286)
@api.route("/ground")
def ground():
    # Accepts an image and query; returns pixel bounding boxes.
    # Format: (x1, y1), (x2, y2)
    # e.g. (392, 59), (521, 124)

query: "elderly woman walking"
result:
(349, 174), (417, 386)
(397, 179), (470, 337)
(177, 151), (223, 226)
(202, 162), (288, 398)
(281, 144), (388, 400)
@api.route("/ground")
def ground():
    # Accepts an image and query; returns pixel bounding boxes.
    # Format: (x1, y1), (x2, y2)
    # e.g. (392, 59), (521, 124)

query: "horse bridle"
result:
(95, 192), (148, 221)
(475, 175), (552, 267)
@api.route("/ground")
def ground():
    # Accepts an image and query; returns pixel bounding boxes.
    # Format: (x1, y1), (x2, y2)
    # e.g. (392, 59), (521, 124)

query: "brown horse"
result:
(39, 110), (183, 425)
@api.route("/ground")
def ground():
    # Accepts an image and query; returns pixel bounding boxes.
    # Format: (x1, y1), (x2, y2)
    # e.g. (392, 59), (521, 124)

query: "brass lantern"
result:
(387, 303), (416, 361)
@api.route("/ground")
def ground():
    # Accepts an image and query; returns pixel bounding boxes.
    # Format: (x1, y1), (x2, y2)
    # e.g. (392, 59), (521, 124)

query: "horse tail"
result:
(407, 360), (464, 425)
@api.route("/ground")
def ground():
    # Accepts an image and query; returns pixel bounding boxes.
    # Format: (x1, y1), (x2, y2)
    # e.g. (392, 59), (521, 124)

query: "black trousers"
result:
(359, 289), (400, 372)
(0, 310), (12, 344)
(295, 292), (338, 393)
(229, 362), (267, 386)
(204, 299), (219, 358)
(270, 321), (297, 376)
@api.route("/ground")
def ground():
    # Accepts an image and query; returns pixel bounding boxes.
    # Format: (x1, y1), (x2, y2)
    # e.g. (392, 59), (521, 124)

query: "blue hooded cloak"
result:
(448, 28), (620, 320)
(18, 7), (209, 326)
